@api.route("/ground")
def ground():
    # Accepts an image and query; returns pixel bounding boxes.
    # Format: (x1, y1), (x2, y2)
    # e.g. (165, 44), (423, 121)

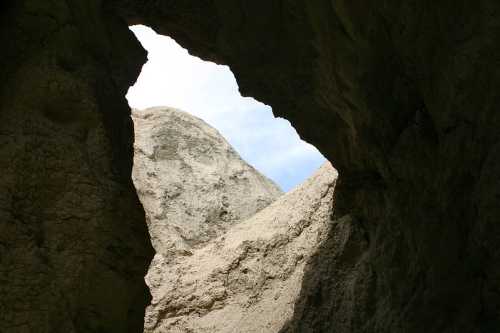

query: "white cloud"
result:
(126, 25), (326, 191)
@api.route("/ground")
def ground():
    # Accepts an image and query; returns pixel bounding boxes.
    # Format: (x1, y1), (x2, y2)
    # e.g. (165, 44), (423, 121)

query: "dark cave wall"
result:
(0, 1), (153, 332)
(114, 1), (500, 332)
(1, 0), (499, 332)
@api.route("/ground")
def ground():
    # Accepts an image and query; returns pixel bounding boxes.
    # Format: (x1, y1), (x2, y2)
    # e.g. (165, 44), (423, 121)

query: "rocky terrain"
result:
(132, 107), (337, 333)
(2, 2), (500, 332)
(132, 107), (282, 255)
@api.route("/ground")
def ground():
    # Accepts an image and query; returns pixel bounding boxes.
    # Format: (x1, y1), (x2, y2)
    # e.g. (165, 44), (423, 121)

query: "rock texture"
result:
(0, 2), (152, 332)
(142, 159), (337, 333)
(131, 106), (304, 332)
(113, 2), (500, 332)
(2, 1), (500, 332)
(132, 107), (282, 255)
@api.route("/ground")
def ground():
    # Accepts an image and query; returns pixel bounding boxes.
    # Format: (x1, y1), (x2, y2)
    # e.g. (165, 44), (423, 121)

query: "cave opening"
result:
(124, 25), (334, 332)
(126, 25), (326, 192)
(2, 3), (496, 332)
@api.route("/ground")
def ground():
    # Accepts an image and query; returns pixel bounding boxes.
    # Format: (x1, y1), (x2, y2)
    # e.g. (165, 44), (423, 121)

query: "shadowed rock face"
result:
(2, 1), (500, 332)
(114, 1), (500, 332)
(0, 1), (153, 332)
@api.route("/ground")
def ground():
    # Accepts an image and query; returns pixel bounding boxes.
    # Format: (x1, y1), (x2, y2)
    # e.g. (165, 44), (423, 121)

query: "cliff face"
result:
(114, 2), (500, 332)
(132, 107), (337, 333)
(2, 1), (500, 332)
(146, 163), (337, 333)
(132, 107), (282, 255)
(0, 2), (152, 332)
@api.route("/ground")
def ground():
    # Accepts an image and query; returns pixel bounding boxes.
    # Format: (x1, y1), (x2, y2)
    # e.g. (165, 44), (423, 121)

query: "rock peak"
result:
(132, 106), (283, 254)
(132, 106), (337, 332)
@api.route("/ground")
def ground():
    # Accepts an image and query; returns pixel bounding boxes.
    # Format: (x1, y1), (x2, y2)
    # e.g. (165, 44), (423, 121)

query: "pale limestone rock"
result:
(132, 106), (337, 333)
(132, 106), (283, 255)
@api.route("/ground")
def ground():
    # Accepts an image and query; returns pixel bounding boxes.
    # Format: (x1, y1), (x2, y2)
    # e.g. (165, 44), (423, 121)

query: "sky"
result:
(126, 25), (326, 192)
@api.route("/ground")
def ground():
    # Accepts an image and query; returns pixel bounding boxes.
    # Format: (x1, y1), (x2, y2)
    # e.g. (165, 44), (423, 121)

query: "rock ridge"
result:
(132, 106), (337, 332)
(132, 106), (283, 255)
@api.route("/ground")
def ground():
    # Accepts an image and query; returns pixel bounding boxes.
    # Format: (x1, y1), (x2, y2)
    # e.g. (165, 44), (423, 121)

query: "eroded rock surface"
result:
(132, 107), (282, 254)
(145, 163), (337, 333)
(131, 107), (337, 332)
(131, 106), (293, 331)
(142, 161), (337, 332)
(113, 3), (500, 332)
(0, 2), (152, 332)
(3, 1), (500, 332)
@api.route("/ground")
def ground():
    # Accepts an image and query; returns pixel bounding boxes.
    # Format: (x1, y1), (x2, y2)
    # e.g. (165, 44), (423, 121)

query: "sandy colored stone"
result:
(144, 163), (337, 333)
(132, 106), (282, 255)
(132, 107), (338, 332)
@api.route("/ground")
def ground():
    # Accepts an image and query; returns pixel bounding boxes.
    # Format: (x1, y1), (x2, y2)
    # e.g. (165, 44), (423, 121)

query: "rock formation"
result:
(2, 1), (500, 332)
(0, 3), (153, 332)
(145, 163), (336, 333)
(115, 3), (500, 332)
(130, 108), (337, 332)
(132, 107), (282, 255)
